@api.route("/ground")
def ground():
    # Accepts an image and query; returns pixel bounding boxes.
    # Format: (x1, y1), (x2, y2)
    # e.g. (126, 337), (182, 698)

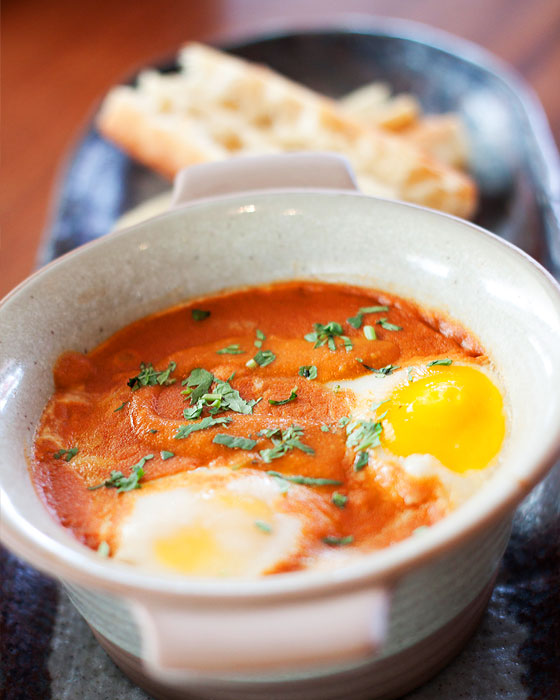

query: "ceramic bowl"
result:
(2, 154), (560, 700)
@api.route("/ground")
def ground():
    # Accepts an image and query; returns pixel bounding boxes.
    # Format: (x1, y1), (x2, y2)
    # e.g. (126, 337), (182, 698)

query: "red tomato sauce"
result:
(32, 281), (484, 566)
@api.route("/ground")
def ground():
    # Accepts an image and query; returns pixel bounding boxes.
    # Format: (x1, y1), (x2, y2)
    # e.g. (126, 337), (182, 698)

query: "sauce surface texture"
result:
(32, 281), (504, 576)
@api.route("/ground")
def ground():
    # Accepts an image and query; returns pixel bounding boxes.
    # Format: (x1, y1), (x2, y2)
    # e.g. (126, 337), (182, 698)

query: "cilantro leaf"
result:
(346, 419), (383, 452)
(332, 492), (348, 508)
(298, 365), (318, 380)
(347, 305), (389, 329)
(259, 424), (315, 462)
(266, 471), (342, 486)
(174, 415), (232, 440)
(323, 535), (354, 546)
(376, 318), (402, 332)
(304, 321), (349, 352)
(191, 309), (210, 321)
(427, 358), (453, 367)
(353, 451), (369, 471)
(128, 361), (177, 391)
(362, 363), (400, 376)
(246, 349), (276, 368)
(212, 434), (257, 450)
(269, 387), (297, 406)
(53, 446), (79, 462)
(217, 344), (245, 355)
(88, 454), (154, 493)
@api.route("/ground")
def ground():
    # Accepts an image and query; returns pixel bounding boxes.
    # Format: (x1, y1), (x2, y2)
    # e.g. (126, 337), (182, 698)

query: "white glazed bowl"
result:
(1, 154), (560, 700)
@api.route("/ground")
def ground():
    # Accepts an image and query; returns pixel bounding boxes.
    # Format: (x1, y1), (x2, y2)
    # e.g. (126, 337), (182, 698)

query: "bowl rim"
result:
(2, 189), (560, 601)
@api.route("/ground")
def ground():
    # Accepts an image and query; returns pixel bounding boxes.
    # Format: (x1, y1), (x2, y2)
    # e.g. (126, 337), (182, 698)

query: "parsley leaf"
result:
(267, 471), (342, 486)
(298, 365), (318, 380)
(376, 318), (403, 332)
(174, 416), (232, 439)
(128, 361), (177, 391)
(160, 450), (175, 460)
(323, 535), (354, 546)
(304, 322), (352, 352)
(217, 344), (245, 355)
(346, 419), (383, 451)
(182, 369), (260, 419)
(246, 349), (276, 368)
(88, 454), (154, 493)
(254, 520), (272, 534)
(353, 451), (369, 471)
(332, 492), (348, 508)
(347, 305), (389, 329)
(362, 363), (400, 376)
(254, 329), (266, 348)
(53, 446), (78, 462)
(259, 424), (315, 462)
(191, 309), (210, 321)
(97, 541), (110, 557)
(427, 358), (453, 367)
(113, 401), (128, 412)
(212, 434), (257, 450)
(269, 387), (297, 406)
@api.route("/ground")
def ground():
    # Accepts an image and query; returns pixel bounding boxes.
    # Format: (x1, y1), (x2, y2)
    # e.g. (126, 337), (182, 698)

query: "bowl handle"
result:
(131, 585), (390, 680)
(171, 152), (359, 207)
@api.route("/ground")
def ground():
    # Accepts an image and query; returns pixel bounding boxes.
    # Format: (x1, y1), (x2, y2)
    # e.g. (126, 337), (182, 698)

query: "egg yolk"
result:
(153, 492), (275, 576)
(382, 365), (505, 472)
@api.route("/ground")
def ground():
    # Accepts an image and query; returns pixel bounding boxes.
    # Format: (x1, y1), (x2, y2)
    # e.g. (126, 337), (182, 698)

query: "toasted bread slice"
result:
(97, 43), (477, 218)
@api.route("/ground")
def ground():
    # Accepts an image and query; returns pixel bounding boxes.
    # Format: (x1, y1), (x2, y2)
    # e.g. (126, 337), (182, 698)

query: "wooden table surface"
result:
(2, 0), (559, 299)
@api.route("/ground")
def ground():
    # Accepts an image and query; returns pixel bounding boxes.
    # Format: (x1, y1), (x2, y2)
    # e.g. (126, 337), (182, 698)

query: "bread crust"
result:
(97, 43), (477, 219)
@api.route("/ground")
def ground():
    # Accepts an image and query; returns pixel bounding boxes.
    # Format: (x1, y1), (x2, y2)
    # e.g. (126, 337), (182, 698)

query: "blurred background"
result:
(2, 0), (559, 299)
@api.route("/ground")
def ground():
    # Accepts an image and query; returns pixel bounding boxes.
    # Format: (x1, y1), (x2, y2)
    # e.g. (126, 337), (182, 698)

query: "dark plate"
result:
(43, 21), (560, 280)
(25, 22), (559, 700)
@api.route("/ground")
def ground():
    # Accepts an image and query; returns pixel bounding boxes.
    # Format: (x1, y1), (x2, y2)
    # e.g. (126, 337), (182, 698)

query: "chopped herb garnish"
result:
(128, 361), (177, 391)
(213, 434), (257, 450)
(191, 309), (210, 321)
(53, 446), (78, 462)
(427, 358), (453, 367)
(298, 365), (318, 380)
(259, 425), (315, 462)
(217, 344), (245, 355)
(182, 368), (259, 418)
(174, 415), (232, 439)
(160, 450), (175, 460)
(304, 321), (352, 352)
(320, 425), (330, 433)
(267, 471), (342, 487)
(371, 399), (389, 413)
(346, 419), (383, 451)
(113, 401), (128, 412)
(149, 429), (158, 434)
(376, 318), (402, 332)
(254, 329), (266, 348)
(363, 325), (377, 341)
(269, 387), (297, 406)
(88, 454), (154, 493)
(332, 492), (348, 508)
(338, 416), (350, 428)
(246, 349), (276, 369)
(362, 363), (400, 376)
(353, 451), (369, 471)
(347, 305), (389, 329)
(97, 541), (110, 557)
(254, 520), (272, 534)
(323, 535), (354, 546)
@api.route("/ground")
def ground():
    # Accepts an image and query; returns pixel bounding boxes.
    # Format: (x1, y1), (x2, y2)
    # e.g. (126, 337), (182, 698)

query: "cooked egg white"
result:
(111, 467), (333, 576)
(332, 360), (506, 505)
